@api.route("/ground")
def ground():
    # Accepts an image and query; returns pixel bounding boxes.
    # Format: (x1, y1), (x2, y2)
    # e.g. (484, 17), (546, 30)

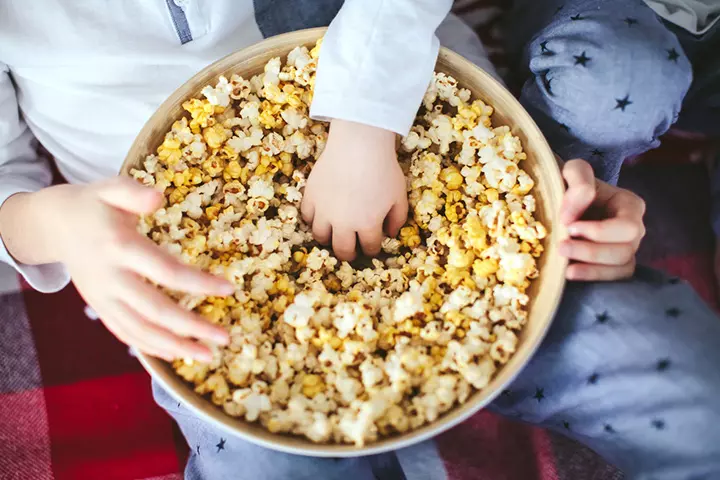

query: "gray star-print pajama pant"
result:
(153, 1), (720, 479)
(507, 0), (720, 211)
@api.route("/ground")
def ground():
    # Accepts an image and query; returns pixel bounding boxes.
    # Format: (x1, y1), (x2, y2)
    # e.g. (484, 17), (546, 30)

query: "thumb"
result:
(95, 177), (163, 215)
(560, 159), (596, 225)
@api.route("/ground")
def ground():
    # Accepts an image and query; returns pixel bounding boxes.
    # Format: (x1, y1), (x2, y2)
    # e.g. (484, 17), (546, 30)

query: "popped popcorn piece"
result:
(283, 292), (319, 328)
(201, 76), (232, 108)
(232, 388), (272, 421)
(393, 286), (425, 323)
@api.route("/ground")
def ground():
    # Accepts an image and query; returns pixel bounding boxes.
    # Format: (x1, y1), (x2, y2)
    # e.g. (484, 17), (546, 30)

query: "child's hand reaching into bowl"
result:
(0, 178), (232, 362)
(302, 119), (408, 261)
(559, 159), (646, 281)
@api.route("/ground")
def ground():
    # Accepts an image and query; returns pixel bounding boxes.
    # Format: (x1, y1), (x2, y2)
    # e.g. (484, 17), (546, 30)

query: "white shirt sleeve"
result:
(310, 0), (453, 136)
(0, 62), (70, 293)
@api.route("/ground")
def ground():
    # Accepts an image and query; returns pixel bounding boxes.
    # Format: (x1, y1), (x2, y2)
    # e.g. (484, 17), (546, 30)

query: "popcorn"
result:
(335, 375), (362, 404)
(359, 359), (385, 389)
(440, 286), (477, 314)
(283, 292), (319, 329)
(232, 388), (272, 422)
(135, 40), (545, 447)
(306, 412), (332, 443)
(263, 57), (281, 87)
(402, 126), (432, 151)
(247, 175), (275, 199)
(280, 107), (308, 133)
(201, 76), (232, 108)
(381, 238), (401, 254)
(393, 286), (425, 323)
(333, 302), (366, 339)
(427, 114), (459, 154)
(229, 74), (252, 101)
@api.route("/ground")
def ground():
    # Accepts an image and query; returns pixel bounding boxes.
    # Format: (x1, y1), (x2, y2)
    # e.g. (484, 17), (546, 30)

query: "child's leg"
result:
(506, 0), (693, 184)
(489, 267), (720, 479)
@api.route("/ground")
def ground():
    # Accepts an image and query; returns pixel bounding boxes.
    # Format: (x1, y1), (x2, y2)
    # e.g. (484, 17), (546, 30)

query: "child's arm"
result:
(0, 61), (65, 290)
(304, 0), (453, 260)
(0, 63), (230, 362)
(311, 0), (453, 136)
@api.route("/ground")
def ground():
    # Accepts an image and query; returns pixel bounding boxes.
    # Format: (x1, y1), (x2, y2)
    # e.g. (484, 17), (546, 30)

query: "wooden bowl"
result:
(121, 27), (567, 457)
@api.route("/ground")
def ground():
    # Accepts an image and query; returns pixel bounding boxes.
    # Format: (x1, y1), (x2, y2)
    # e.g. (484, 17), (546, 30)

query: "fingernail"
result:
(196, 351), (213, 363)
(568, 225), (580, 236)
(559, 242), (570, 257)
(219, 282), (235, 295)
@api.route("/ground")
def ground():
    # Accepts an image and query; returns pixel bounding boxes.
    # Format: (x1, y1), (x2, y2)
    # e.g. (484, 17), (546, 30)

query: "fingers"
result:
(560, 239), (635, 266)
(101, 317), (175, 362)
(105, 300), (213, 362)
(385, 198), (409, 238)
(560, 159), (596, 225)
(568, 217), (645, 244)
(119, 237), (234, 296)
(312, 218), (332, 245)
(302, 195), (334, 246)
(95, 177), (163, 215)
(358, 227), (383, 257)
(566, 260), (636, 282)
(118, 272), (229, 345)
(332, 228), (357, 261)
(605, 188), (647, 222)
(300, 197), (315, 225)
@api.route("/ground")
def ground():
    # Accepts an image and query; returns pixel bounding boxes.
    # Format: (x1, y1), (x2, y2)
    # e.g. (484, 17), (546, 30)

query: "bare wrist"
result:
(329, 119), (396, 143)
(0, 187), (68, 265)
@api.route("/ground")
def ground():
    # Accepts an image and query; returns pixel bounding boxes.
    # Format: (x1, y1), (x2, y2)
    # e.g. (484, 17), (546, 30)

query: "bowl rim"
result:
(125, 27), (567, 457)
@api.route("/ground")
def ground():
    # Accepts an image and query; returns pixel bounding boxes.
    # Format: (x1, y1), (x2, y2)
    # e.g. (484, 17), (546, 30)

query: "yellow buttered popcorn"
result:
(203, 124), (228, 149)
(133, 39), (545, 448)
(183, 98), (217, 133)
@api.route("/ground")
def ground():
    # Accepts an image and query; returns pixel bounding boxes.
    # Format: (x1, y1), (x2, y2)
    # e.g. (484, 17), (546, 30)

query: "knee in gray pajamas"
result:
(517, 0), (693, 182)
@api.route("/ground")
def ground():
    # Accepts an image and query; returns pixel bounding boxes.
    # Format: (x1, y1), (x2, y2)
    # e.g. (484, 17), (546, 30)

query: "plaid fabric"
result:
(0, 1), (717, 479)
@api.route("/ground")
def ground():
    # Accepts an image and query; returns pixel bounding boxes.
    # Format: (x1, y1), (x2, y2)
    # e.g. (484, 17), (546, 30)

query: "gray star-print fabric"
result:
(252, 0), (344, 38)
(507, 0), (720, 234)
(489, 267), (720, 480)
(507, 0), (695, 185)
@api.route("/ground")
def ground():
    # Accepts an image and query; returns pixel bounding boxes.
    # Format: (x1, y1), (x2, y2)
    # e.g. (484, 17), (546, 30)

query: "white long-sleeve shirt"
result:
(0, 0), (499, 292)
(645, 0), (720, 34)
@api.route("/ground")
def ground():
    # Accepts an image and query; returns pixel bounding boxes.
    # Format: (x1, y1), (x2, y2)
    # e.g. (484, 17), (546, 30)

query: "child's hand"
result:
(559, 159), (646, 281)
(301, 119), (408, 261)
(41, 178), (232, 361)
